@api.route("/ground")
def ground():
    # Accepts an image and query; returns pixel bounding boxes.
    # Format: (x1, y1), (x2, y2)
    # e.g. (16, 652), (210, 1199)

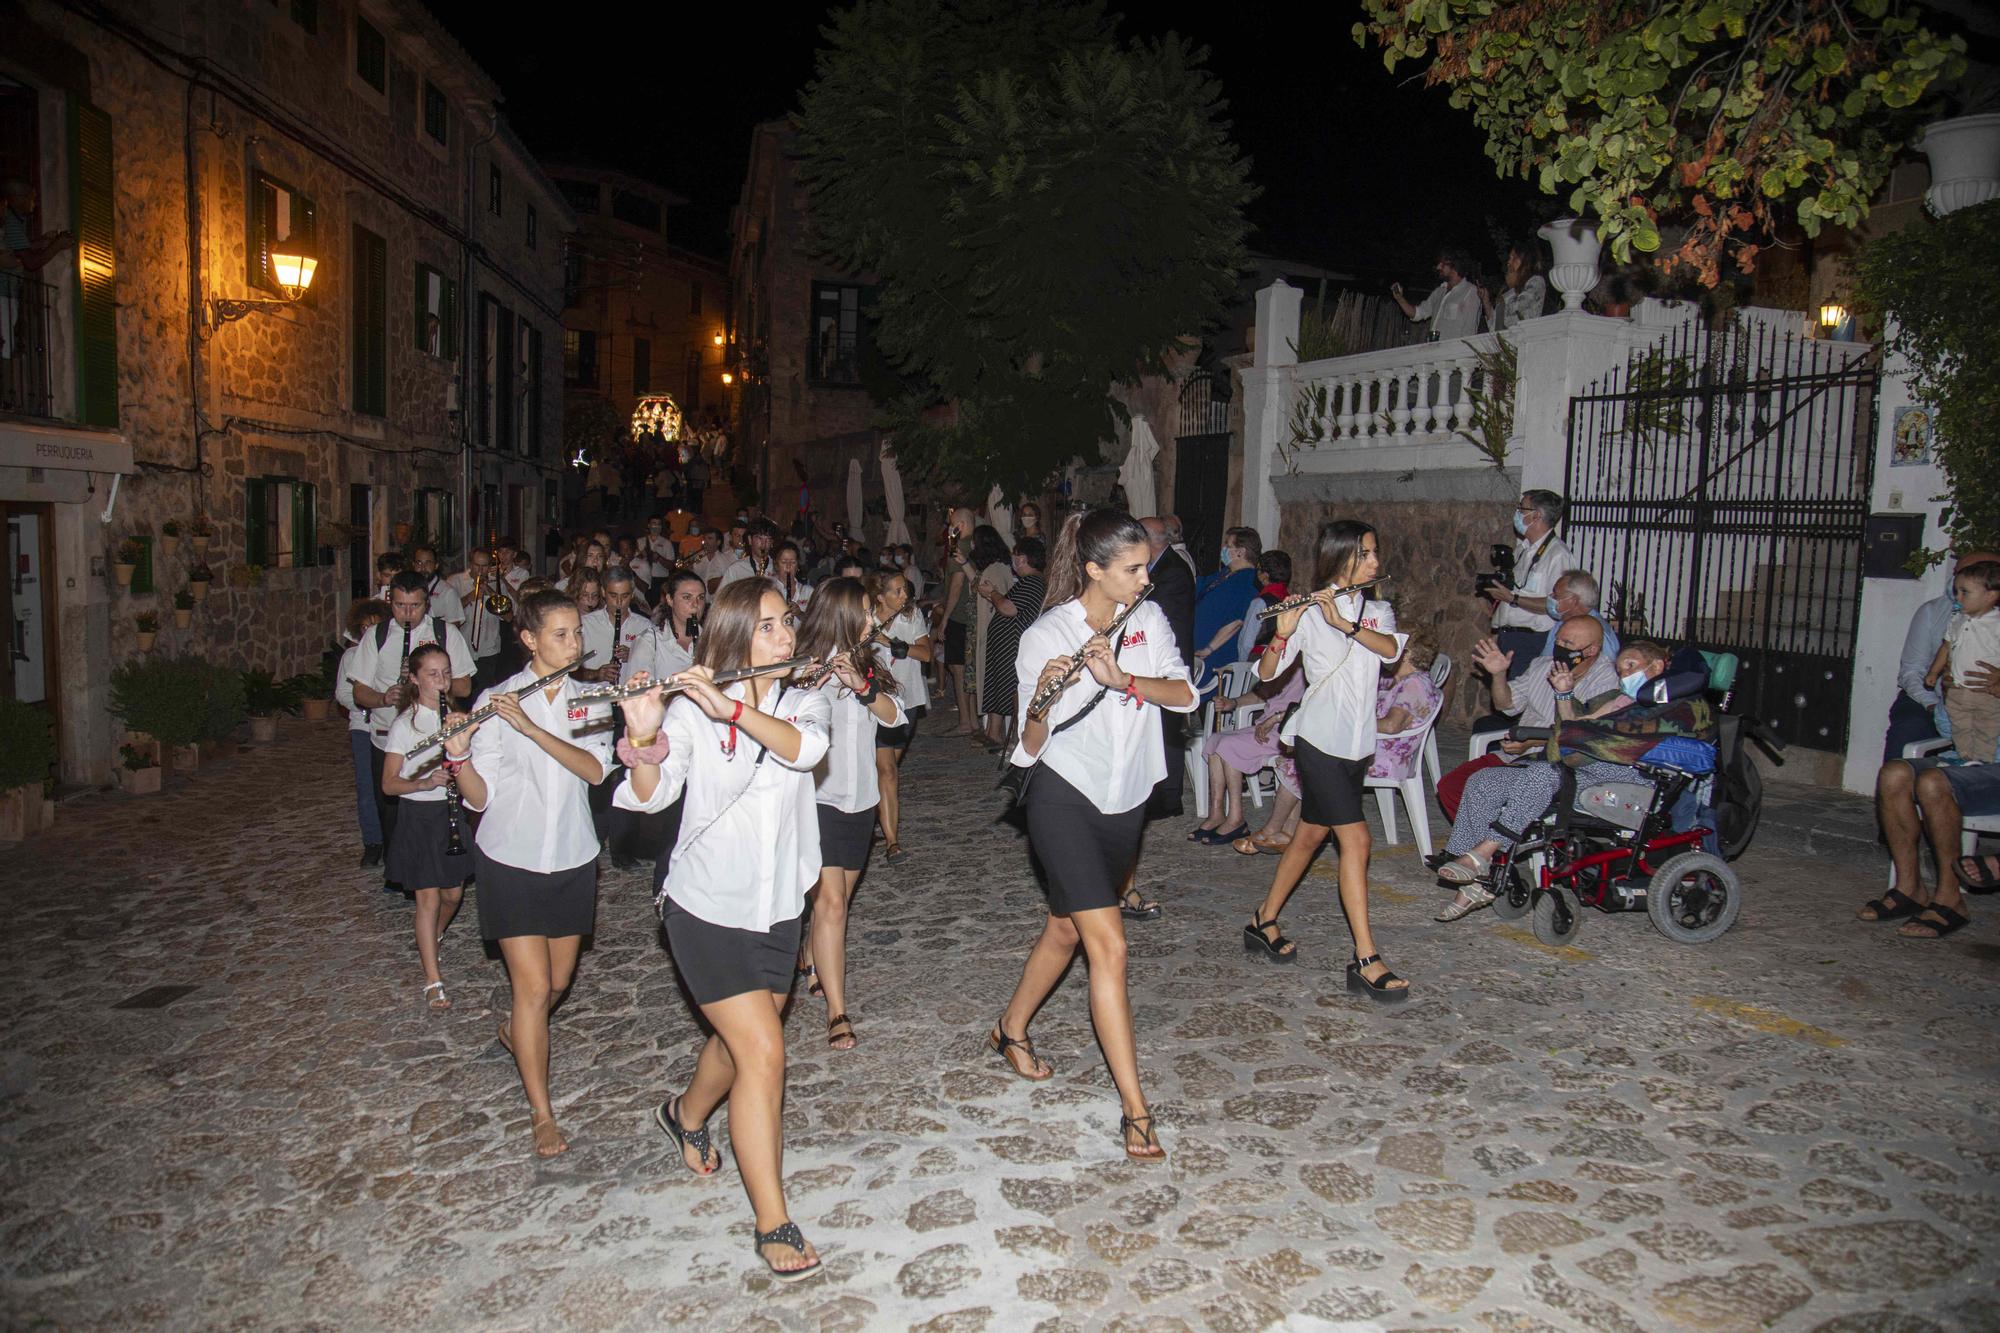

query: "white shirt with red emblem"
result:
(1271, 595), (1407, 762)
(464, 666), (613, 872)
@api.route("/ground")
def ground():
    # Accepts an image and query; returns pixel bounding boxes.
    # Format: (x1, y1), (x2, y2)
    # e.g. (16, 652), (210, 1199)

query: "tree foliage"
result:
(794, 0), (1255, 496)
(1355, 0), (1965, 285)
(1855, 198), (2000, 559)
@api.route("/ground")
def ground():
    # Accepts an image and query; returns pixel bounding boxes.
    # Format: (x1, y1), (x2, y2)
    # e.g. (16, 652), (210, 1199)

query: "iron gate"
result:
(1175, 369), (1233, 579)
(1564, 318), (1878, 753)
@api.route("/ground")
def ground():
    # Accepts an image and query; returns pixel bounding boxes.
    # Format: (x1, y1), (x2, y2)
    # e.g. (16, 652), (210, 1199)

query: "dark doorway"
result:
(348, 483), (371, 598)
(1174, 370), (1233, 579)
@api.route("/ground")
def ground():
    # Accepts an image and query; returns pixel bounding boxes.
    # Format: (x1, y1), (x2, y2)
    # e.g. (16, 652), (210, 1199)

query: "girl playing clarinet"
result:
(381, 644), (472, 1011)
(1242, 519), (1411, 1001)
(612, 579), (832, 1282)
(991, 509), (1196, 1161)
(448, 589), (614, 1158)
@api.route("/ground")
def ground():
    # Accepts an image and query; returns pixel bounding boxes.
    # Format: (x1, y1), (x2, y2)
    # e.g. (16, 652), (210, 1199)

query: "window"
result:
(413, 488), (456, 551)
(244, 476), (319, 568)
(563, 329), (596, 388)
(563, 252), (584, 305)
(487, 165), (503, 216)
(515, 314), (534, 455)
(70, 96), (120, 429)
(684, 347), (701, 411)
(525, 325), (544, 455)
(290, 0), (318, 34)
(556, 177), (598, 215)
(413, 262), (458, 358)
(351, 225), (387, 416)
(422, 81), (448, 146)
(478, 296), (514, 449)
(631, 337), (651, 395)
(525, 204), (537, 250)
(809, 282), (872, 385)
(247, 170), (317, 296)
(354, 15), (386, 93)
(690, 281), (702, 317)
(610, 189), (661, 233)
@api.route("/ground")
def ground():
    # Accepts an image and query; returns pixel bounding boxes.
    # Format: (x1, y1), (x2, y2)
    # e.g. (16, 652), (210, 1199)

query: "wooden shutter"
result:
(244, 477), (268, 566)
(441, 277), (459, 361)
(294, 482), (318, 567)
(248, 174), (269, 288)
(352, 226), (386, 415)
(68, 95), (119, 429)
(412, 263), (427, 352)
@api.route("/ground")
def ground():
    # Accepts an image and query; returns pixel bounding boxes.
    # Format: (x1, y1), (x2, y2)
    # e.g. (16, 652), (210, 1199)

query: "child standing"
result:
(1927, 560), (2000, 765)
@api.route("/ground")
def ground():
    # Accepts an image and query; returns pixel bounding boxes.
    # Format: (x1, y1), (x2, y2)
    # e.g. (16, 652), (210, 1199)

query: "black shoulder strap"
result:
(1044, 625), (1127, 739)
(432, 616), (445, 647)
(375, 619), (390, 650)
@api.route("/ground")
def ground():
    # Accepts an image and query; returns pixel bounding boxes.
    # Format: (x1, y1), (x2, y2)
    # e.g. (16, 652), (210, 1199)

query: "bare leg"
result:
(1902, 767), (1971, 937)
(996, 913), (1079, 1076)
(1331, 820), (1405, 989)
(697, 989), (817, 1274)
(1197, 752), (1229, 830)
(1869, 761), (1927, 915)
(495, 934), (565, 1156)
(950, 666), (973, 733)
(1069, 906), (1164, 1158)
(1251, 821), (1333, 956)
(437, 884), (463, 938)
(414, 888), (445, 995)
(876, 750), (900, 846)
(811, 866), (861, 1049)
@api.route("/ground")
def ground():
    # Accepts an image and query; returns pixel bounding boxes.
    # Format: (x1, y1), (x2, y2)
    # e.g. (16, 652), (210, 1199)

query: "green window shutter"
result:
(245, 477), (268, 566)
(248, 174), (269, 288)
(296, 482), (318, 567)
(442, 278), (459, 361)
(412, 263), (428, 352)
(132, 535), (154, 595)
(68, 95), (119, 430)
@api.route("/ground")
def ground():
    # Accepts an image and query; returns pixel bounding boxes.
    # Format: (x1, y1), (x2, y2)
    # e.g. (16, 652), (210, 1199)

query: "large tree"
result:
(794, 0), (1254, 496)
(1355, 0), (1967, 285)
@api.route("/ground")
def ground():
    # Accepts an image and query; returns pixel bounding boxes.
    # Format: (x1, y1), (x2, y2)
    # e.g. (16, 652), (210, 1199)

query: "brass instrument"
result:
(477, 554), (515, 618)
(1254, 574), (1394, 623)
(1026, 588), (1152, 722)
(404, 659), (583, 758)
(568, 656), (817, 709)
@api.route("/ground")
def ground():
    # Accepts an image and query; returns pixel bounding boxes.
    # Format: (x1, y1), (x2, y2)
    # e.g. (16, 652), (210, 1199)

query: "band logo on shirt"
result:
(567, 705), (588, 721)
(1121, 630), (1147, 649)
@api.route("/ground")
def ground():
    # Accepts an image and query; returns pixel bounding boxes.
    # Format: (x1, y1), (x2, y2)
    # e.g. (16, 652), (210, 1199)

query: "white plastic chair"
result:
(1886, 736), (2000, 889)
(1365, 703), (1446, 857)
(1423, 654), (1453, 788)
(1185, 661), (1261, 816)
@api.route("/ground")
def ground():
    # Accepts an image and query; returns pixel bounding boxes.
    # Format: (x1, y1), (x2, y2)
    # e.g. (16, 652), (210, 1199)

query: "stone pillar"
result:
(1241, 282), (1301, 544)
(1504, 310), (1653, 492)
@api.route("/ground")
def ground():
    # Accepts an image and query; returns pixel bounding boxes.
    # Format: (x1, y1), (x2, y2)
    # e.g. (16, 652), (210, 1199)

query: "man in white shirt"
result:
(1391, 247), (1482, 341)
(719, 518), (781, 588)
(1484, 489), (1575, 682)
(494, 538), (529, 588)
(409, 544), (464, 626)
(447, 548), (508, 691)
(580, 567), (654, 686)
(346, 571), (476, 887)
(640, 516), (677, 569)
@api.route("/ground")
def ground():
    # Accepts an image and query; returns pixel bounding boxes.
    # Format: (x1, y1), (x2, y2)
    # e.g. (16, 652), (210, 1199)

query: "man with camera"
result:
(1478, 489), (1575, 681)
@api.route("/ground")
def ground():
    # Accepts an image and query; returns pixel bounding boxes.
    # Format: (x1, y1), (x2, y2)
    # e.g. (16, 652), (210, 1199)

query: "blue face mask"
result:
(1620, 671), (1648, 699)
(1512, 510), (1529, 538)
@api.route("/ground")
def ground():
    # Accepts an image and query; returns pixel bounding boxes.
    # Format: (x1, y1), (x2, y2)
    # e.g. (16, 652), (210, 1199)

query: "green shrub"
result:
(198, 660), (246, 741)
(242, 669), (305, 717)
(0, 698), (55, 791)
(109, 655), (208, 749)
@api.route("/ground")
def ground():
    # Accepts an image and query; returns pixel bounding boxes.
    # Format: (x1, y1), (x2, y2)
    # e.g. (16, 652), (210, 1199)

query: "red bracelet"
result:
(723, 698), (745, 759)
(1122, 679), (1144, 706)
(1270, 634), (1289, 651)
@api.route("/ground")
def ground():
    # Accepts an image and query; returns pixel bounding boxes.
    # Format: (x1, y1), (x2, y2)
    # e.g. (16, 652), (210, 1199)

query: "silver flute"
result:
(568, 656), (818, 707)
(1253, 574), (1393, 622)
(403, 660), (584, 758)
(1025, 588), (1152, 722)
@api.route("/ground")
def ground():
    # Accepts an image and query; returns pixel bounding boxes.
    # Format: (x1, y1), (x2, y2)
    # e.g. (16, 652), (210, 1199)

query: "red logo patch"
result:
(567, 706), (588, 721)
(1122, 630), (1147, 648)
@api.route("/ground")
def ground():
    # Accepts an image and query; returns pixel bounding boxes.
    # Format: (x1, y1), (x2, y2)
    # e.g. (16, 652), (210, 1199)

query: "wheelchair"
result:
(1484, 749), (1744, 949)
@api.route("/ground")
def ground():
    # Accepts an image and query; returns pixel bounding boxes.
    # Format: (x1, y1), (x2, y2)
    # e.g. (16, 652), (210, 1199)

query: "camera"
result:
(1473, 544), (1517, 597)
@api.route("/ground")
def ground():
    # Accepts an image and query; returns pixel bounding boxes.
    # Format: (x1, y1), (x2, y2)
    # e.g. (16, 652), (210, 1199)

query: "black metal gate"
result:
(1175, 369), (1233, 579)
(1564, 318), (1878, 753)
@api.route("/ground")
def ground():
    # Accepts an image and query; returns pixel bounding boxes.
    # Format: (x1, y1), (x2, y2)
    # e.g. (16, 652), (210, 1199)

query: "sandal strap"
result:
(1921, 903), (1969, 929)
(669, 1096), (712, 1153)
(1353, 953), (1382, 968)
(828, 1014), (854, 1032)
(755, 1220), (807, 1253)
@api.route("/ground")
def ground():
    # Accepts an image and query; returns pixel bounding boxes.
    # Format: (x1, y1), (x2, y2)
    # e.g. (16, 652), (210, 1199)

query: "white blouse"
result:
(1270, 595), (1406, 762)
(335, 642), (369, 732)
(347, 618), (476, 750)
(813, 675), (908, 813)
(465, 667), (613, 873)
(882, 608), (930, 708)
(580, 606), (653, 684)
(647, 626), (696, 682)
(1007, 598), (1198, 815)
(614, 682), (833, 932)
(384, 704), (447, 803)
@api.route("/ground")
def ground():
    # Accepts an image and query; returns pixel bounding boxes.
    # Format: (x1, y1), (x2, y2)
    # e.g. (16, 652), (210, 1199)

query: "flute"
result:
(1025, 587), (1152, 722)
(568, 655), (818, 707)
(403, 660), (584, 757)
(1254, 574), (1394, 622)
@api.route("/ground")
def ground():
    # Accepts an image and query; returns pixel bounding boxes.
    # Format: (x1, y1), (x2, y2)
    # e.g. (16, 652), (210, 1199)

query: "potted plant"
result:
(190, 517), (215, 559)
(0, 697), (57, 842)
(134, 611), (159, 652)
(117, 742), (162, 796)
(109, 655), (207, 777)
(196, 659), (247, 759)
(114, 538), (142, 588)
(241, 669), (301, 742)
(292, 661), (335, 721)
(173, 589), (194, 629)
(1919, 72), (2000, 219)
(188, 562), (214, 603)
(161, 520), (182, 558)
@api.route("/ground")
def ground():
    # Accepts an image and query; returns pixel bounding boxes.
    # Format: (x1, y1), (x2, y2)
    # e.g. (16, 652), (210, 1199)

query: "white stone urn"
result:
(1538, 217), (1603, 311)
(1919, 113), (2000, 218)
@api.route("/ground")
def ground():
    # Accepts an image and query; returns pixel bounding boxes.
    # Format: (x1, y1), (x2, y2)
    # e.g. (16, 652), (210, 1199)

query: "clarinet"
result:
(440, 701), (469, 857)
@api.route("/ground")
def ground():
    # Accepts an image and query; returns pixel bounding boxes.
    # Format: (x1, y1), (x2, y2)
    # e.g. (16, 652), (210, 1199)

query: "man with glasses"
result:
(1538, 569), (1619, 663)
(1443, 614), (1618, 820)
(1482, 489), (1575, 682)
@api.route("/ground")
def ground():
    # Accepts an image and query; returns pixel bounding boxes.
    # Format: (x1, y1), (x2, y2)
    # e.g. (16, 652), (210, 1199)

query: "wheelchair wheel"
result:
(1717, 750), (1762, 861)
(1491, 857), (1534, 921)
(1646, 850), (1740, 944)
(1531, 885), (1582, 947)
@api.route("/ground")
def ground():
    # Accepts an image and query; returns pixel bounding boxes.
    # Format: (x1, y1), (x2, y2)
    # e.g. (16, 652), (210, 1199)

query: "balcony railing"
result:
(1286, 335), (1495, 466)
(1, 275), (56, 419)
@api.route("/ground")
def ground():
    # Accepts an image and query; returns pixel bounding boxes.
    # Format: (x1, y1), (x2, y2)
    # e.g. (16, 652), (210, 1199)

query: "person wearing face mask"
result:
(1190, 527), (1263, 685)
(1537, 570), (1619, 664)
(1442, 615), (1618, 822)
(1479, 490), (1576, 683)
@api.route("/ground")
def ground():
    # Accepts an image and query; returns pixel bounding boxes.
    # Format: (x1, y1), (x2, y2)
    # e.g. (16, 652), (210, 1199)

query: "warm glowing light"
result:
(712, 331), (725, 346)
(271, 248), (318, 299)
(630, 393), (683, 442)
(1818, 301), (1848, 329)
(720, 371), (734, 385)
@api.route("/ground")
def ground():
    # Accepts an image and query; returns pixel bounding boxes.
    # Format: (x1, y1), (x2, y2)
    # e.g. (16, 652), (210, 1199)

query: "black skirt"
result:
(1025, 767), (1144, 915)
(473, 847), (597, 941)
(386, 799), (472, 891)
(664, 900), (803, 1006)
(943, 619), (969, 666)
(816, 802), (877, 872)
(875, 707), (925, 749)
(1294, 738), (1371, 827)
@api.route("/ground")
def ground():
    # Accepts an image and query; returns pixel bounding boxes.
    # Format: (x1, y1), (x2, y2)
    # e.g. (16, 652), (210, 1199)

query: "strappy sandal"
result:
(987, 1023), (1053, 1081)
(422, 980), (451, 1011)
(1857, 888), (1925, 921)
(1120, 888), (1163, 921)
(884, 842), (912, 866)
(827, 1014), (857, 1051)
(1233, 831), (1291, 855)
(753, 1220), (822, 1283)
(796, 962), (824, 1000)
(1899, 902), (1971, 939)
(1120, 1112), (1166, 1162)
(1243, 915), (1297, 963)
(1434, 883), (1495, 922)
(1437, 852), (1490, 886)
(530, 1110), (569, 1158)
(654, 1094), (720, 1175)
(1347, 953), (1410, 1003)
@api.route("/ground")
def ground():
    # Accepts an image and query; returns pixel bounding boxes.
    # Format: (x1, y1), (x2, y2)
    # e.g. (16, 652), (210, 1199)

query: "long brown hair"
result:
(1044, 508), (1148, 608)
(695, 578), (783, 673)
(796, 576), (897, 695)
(1311, 519), (1378, 590)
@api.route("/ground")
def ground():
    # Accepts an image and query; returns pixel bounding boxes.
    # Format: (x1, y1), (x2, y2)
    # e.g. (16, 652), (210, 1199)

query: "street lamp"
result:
(721, 371), (734, 386)
(712, 331), (725, 347)
(204, 242), (319, 335)
(1818, 301), (1848, 330)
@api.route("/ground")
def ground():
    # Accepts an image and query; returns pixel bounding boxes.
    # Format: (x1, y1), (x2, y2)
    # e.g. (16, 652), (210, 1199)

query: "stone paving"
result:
(3, 713), (1999, 1332)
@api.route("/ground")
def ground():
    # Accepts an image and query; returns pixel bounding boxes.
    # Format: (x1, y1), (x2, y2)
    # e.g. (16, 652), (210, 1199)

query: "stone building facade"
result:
(0, 0), (569, 785)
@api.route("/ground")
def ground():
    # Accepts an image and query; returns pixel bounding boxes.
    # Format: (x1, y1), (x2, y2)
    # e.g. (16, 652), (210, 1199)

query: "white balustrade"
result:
(1287, 338), (1489, 454)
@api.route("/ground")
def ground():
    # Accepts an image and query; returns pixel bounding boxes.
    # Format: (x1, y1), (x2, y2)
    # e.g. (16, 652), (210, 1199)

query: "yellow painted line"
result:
(1302, 861), (1419, 902)
(1688, 995), (1846, 1048)
(1494, 925), (1593, 962)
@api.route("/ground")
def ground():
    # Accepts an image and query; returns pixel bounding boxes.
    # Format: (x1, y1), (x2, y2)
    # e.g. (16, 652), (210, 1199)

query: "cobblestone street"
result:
(3, 713), (1998, 1331)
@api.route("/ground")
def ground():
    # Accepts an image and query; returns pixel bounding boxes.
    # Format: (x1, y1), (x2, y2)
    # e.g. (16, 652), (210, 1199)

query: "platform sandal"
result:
(1346, 953), (1410, 1003)
(753, 1220), (822, 1283)
(1243, 915), (1297, 963)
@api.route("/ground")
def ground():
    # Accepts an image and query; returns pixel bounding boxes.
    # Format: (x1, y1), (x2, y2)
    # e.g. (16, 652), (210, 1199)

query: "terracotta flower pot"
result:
(190, 580), (211, 604)
(249, 715), (279, 743)
(160, 534), (180, 558)
(191, 535), (212, 558)
(119, 766), (162, 796)
(0, 784), (43, 843)
(171, 744), (199, 772)
(114, 563), (135, 587)
(135, 630), (157, 651)
(300, 697), (333, 722)
(173, 609), (192, 630)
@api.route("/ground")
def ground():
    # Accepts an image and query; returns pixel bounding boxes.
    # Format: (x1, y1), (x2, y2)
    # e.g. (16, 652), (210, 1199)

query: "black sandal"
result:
(1899, 902), (1971, 939)
(986, 1023), (1052, 1081)
(827, 1014), (856, 1050)
(796, 962), (823, 1000)
(752, 1220), (823, 1283)
(1243, 915), (1297, 963)
(1957, 855), (2000, 894)
(1120, 1112), (1166, 1162)
(654, 1094), (720, 1175)
(1857, 888), (1925, 922)
(1120, 889), (1163, 921)
(1347, 953), (1411, 1003)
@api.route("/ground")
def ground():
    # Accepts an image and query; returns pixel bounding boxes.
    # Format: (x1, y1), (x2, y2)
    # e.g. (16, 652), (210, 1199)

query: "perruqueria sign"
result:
(0, 421), (136, 505)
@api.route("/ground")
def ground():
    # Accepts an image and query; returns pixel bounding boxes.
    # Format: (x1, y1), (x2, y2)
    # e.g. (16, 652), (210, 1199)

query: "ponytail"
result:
(1043, 508), (1147, 608)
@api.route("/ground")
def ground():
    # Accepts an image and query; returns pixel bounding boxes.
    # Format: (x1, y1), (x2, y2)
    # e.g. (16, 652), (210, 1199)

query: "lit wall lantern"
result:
(720, 371), (734, 386)
(204, 242), (321, 336)
(712, 331), (725, 347)
(1818, 301), (1848, 330)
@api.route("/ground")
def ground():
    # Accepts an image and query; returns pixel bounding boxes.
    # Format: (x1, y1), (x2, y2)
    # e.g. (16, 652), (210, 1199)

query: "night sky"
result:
(434, 2), (1542, 288)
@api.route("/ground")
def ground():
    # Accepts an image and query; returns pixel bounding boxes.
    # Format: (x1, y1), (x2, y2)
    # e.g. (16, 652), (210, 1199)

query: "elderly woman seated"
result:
(1433, 639), (1703, 921)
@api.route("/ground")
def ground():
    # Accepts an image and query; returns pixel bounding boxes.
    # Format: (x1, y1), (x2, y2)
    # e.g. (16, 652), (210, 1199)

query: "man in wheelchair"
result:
(1433, 640), (1720, 925)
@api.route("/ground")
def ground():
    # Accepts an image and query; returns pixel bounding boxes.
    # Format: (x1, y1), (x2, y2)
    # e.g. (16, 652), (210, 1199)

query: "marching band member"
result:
(991, 509), (1195, 1162)
(335, 598), (390, 868)
(718, 518), (780, 588)
(871, 571), (931, 866)
(650, 568), (707, 681)
(773, 541), (813, 614)
(1242, 519), (1412, 1002)
(580, 566), (655, 869)
(409, 545), (465, 626)
(380, 644), (472, 1012)
(613, 580), (832, 1282)
(449, 589), (614, 1158)
(449, 549), (508, 694)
